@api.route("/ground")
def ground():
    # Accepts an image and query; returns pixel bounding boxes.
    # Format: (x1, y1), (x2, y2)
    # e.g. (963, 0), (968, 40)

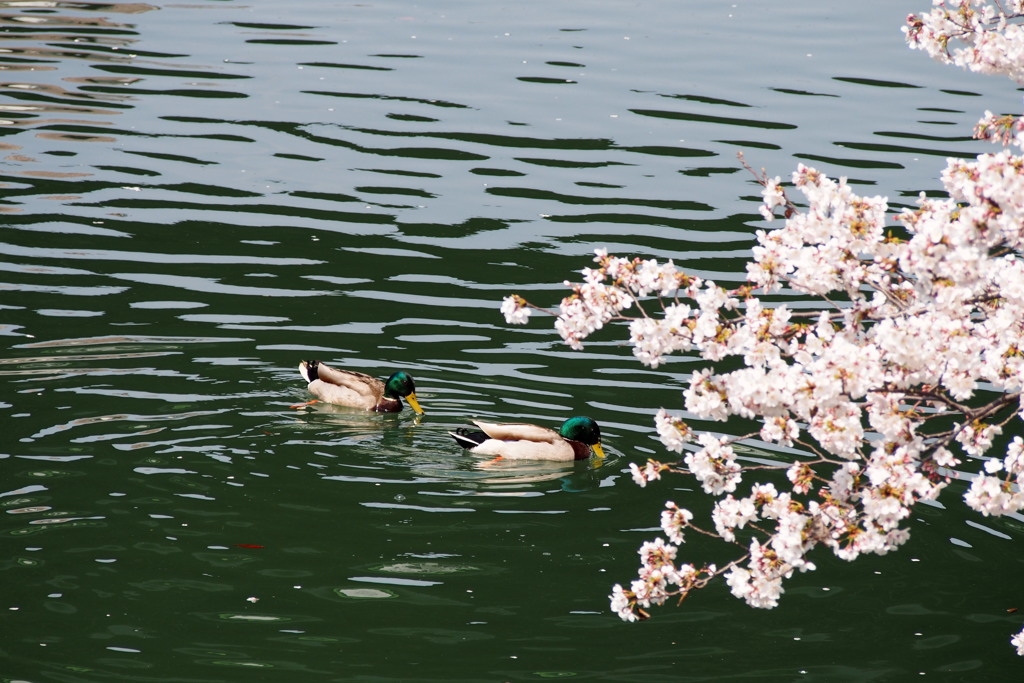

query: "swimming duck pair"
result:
(296, 360), (604, 461)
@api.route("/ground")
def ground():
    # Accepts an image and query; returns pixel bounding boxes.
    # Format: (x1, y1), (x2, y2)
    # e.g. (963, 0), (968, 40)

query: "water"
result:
(2, 0), (1023, 680)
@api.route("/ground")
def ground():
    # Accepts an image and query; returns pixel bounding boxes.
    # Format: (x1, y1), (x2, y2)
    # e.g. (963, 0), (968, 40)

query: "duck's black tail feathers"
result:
(448, 428), (487, 451)
(300, 359), (321, 384)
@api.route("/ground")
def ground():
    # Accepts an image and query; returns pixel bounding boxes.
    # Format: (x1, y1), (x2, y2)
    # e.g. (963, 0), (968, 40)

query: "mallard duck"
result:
(296, 360), (423, 414)
(448, 416), (604, 461)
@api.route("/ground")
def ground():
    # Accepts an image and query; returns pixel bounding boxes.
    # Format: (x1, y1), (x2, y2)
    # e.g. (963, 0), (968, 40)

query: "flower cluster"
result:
(503, 0), (1024, 655)
(524, 153), (1024, 625)
(905, 1), (1024, 84)
(608, 524), (718, 623)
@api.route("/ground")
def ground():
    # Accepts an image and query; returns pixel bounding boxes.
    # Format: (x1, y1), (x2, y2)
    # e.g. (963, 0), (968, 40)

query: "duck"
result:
(295, 360), (424, 414)
(448, 416), (604, 461)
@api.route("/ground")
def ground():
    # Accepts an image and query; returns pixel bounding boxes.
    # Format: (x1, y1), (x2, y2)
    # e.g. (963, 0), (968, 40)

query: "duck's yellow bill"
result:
(405, 392), (424, 415)
(591, 442), (605, 459)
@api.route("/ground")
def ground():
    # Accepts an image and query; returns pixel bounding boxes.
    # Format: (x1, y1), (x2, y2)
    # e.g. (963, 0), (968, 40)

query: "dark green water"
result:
(2, 1), (1023, 680)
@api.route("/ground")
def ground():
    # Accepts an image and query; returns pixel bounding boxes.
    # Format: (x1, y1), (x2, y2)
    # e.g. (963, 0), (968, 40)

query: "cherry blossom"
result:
(502, 0), (1024, 654)
(628, 459), (665, 487)
(660, 501), (693, 545)
(905, 1), (1024, 85)
(500, 294), (531, 325)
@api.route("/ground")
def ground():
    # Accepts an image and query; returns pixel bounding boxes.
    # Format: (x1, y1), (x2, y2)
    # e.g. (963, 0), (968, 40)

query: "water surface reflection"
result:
(3, 0), (1024, 680)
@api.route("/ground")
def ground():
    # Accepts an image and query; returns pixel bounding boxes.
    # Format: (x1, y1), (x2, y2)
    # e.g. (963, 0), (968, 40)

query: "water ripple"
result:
(0, 0), (1021, 679)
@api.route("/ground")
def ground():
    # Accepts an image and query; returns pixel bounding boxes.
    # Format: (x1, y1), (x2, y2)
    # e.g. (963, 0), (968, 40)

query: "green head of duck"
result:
(385, 370), (423, 414)
(560, 416), (604, 458)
